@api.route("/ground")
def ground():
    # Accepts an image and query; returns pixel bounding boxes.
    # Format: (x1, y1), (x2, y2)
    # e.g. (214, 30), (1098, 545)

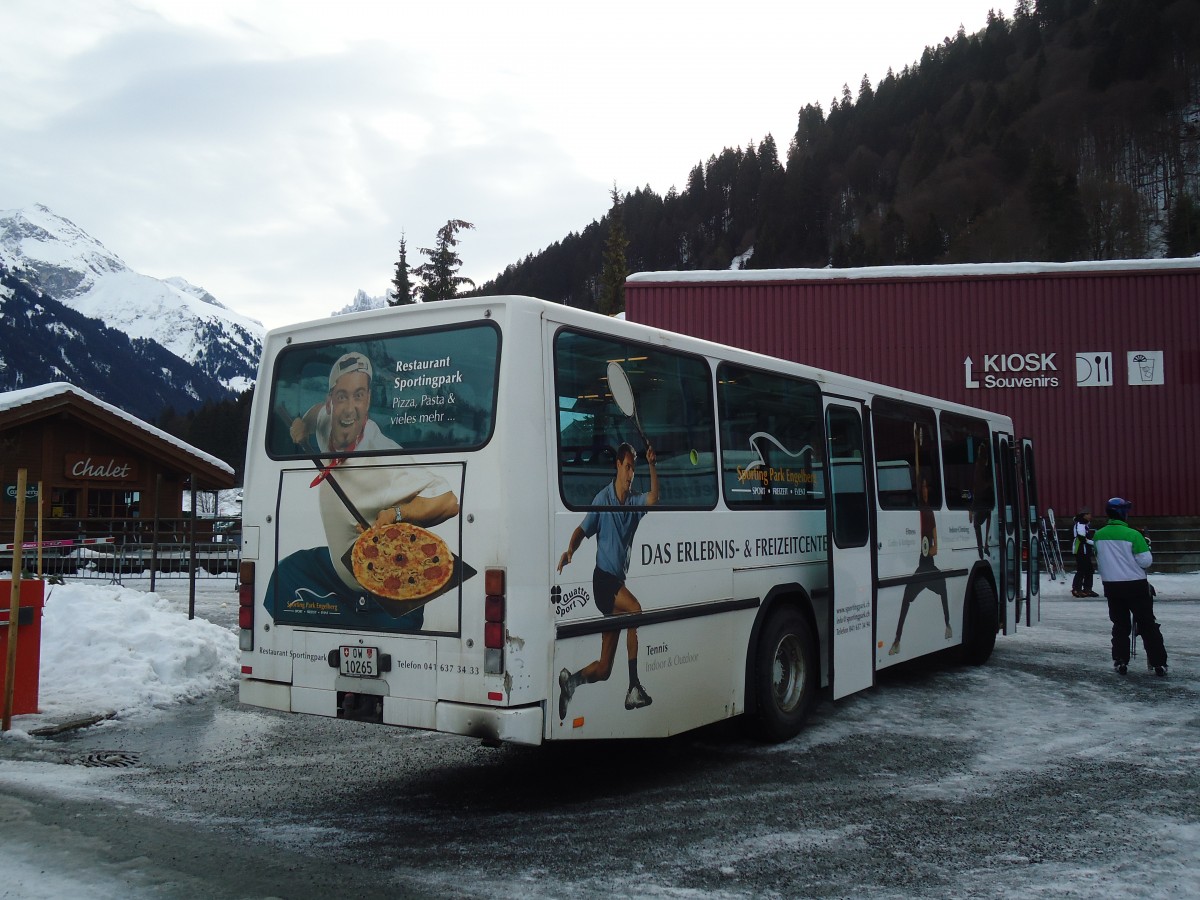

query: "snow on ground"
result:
(1, 575), (239, 736)
(0, 570), (1196, 897)
(4, 569), (1193, 736)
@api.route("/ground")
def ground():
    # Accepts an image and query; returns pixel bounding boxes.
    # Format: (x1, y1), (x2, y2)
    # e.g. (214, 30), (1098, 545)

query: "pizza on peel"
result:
(351, 522), (454, 600)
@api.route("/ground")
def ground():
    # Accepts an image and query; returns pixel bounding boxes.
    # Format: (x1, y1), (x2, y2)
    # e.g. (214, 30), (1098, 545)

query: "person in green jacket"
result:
(1093, 497), (1168, 676)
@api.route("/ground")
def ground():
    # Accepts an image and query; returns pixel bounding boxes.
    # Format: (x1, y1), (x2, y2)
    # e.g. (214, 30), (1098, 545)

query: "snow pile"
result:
(4, 581), (238, 729)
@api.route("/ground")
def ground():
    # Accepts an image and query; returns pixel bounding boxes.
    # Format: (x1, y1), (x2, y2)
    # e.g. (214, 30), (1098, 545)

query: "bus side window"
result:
(939, 412), (992, 510)
(716, 362), (826, 509)
(554, 330), (718, 509)
(873, 399), (941, 509)
(826, 406), (869, 547)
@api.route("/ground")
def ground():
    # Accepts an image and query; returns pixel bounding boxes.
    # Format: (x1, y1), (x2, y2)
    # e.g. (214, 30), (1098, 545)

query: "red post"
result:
(0, 580), (45, 718)
(3, 467), (28, 730)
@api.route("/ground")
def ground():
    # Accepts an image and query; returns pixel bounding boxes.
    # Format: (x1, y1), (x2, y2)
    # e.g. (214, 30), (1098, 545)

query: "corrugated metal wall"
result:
(626, 266), (1200, 518)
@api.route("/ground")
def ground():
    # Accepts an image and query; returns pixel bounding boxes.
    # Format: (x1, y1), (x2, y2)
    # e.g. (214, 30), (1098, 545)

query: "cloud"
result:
(1, 0), (1002, 328)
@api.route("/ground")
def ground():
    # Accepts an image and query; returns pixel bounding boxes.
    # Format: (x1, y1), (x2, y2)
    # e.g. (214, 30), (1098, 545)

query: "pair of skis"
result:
(1038, 509), (1066, 580)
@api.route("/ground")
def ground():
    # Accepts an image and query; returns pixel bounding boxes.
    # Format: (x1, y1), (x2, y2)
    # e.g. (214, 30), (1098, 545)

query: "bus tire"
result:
(958, 577), (998, 666)
(749, 607), (817, 742)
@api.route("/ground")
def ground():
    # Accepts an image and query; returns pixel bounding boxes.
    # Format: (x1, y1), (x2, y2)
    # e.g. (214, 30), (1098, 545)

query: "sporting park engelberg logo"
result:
(964, 352), (1059, 389)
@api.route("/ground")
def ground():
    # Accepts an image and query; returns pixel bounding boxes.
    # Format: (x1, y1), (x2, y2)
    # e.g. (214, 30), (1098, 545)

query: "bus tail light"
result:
(238, 560), (255, 652)
(484, 568), (505, 676)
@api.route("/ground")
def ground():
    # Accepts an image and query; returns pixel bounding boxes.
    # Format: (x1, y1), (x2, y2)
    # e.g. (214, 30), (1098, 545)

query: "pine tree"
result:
(389, 235), (417, 306)
(414, 220), (476, 302)
(1028, 145), (1087, 261)
(1166, 194), (1200, 258)
(599, 186), (629, 316)
(468, 1), (1198, 299)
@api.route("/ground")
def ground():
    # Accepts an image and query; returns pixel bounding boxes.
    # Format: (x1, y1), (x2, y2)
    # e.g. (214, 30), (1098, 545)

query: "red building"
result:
(626, 259), (1200, 523)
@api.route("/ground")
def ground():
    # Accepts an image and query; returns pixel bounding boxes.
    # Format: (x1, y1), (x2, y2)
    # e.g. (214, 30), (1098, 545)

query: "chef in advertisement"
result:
(267, 351), (459, 629)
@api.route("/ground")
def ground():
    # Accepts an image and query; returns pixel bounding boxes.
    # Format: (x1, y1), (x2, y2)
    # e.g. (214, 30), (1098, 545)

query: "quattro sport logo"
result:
(964, 352), (1059, 389)
(551, 584), (590, 617)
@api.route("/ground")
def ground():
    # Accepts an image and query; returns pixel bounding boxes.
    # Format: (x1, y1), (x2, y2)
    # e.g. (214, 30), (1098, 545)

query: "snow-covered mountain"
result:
(0, 267), (242, 422)
(333, 289), (389, 317)
(0, 205), (264, 393)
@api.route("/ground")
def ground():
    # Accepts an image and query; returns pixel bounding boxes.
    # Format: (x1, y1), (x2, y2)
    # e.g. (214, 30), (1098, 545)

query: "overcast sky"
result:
(2, 0), (1003, 330)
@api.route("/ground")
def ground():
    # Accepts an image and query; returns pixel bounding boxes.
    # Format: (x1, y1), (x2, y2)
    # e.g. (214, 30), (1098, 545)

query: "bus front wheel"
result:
(749, 607), (816, 742)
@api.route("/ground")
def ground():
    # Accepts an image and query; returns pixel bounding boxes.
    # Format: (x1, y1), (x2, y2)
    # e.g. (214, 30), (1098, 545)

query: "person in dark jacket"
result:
(1071, 508), (1097, 597)
(1094, 497), (1168, 676)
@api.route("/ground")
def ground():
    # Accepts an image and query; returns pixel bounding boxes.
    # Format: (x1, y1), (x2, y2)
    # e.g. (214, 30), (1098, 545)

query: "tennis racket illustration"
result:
(607, 361), (648, 448)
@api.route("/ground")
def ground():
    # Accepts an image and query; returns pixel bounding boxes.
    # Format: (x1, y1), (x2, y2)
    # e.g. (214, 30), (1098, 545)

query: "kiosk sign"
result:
(965, 352), (1059, 389)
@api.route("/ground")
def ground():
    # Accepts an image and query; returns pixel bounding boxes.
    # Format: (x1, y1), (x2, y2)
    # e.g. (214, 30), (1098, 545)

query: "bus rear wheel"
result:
(749, 607), (816, 742)
(958, 577), (998, 666)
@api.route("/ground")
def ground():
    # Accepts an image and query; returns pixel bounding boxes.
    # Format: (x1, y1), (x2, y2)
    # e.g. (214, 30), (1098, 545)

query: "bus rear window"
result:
(266, 322), (500, 458)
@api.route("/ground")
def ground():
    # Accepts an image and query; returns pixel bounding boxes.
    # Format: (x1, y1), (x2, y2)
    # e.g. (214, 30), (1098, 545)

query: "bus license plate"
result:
(339, 646), (380, 677)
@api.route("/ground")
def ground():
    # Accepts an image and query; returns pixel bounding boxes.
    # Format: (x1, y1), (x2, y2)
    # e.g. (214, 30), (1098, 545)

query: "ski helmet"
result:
(1105, 497), (1132, 520)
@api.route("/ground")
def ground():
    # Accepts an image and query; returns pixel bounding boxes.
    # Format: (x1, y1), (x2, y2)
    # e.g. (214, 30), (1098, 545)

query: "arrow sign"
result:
(964, 357), (980, 389)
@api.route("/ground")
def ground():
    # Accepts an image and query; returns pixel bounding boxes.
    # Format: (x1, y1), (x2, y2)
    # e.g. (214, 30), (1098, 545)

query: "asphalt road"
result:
(1, 595), (1197, 899)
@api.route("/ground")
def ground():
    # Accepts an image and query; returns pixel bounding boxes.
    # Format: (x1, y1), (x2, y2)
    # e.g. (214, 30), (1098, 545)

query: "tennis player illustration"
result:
(888, 423), (952, 655)
(556, 436), (659, 718)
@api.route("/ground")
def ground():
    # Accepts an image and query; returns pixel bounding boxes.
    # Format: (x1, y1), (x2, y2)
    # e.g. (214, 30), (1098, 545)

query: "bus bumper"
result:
(437, 702), (544, 746)
(240, 677), (292, 712)
(241, 677), (544, 746)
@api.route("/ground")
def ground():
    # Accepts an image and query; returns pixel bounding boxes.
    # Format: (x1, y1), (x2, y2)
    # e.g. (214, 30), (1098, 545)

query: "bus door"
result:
(1021, 438), (1041, 626)
(993, 432), (1020, 634)
(823, 401), (874, 700)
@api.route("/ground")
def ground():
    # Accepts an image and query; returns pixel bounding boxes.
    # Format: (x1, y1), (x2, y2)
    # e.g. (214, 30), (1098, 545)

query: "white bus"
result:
(238, 296), (1041, 745)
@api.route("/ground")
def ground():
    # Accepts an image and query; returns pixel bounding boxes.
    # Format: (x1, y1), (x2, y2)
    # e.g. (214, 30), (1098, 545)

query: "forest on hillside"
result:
(157, 390), (254, 481)
(473, 0), (1200, 310)
(163, 0), (1200, 473)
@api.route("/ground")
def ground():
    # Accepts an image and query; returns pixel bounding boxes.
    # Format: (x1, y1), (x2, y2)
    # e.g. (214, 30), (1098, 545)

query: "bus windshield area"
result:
(265, 322), (500, 459)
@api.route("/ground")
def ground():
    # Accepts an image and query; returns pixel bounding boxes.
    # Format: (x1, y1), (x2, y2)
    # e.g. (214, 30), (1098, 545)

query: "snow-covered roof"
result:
(0, 382), (234, 476)
(628, 257), (1200, 283)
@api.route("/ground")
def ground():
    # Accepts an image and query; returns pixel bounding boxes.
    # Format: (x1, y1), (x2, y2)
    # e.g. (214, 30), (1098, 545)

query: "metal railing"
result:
(2, 516), (241, 582)
(1054, 522), (1200, 574)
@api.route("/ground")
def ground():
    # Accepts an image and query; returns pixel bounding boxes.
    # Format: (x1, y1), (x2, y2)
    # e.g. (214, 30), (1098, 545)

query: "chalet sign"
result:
(64, 454), (138, 482)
